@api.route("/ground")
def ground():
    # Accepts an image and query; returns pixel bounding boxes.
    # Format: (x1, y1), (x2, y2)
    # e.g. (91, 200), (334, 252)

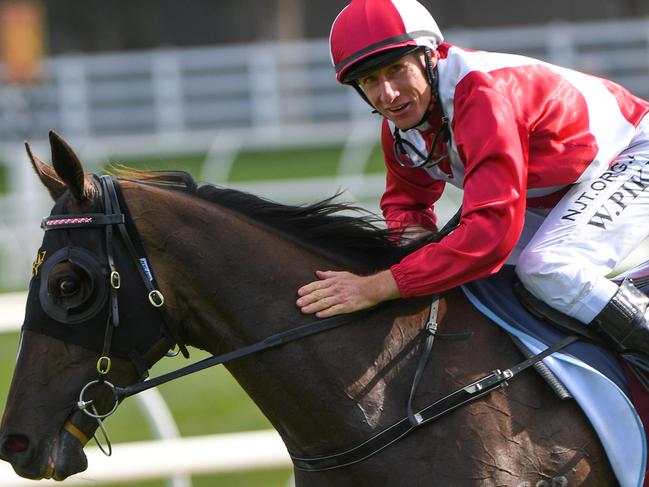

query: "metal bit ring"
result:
(78, 380), (119, 419)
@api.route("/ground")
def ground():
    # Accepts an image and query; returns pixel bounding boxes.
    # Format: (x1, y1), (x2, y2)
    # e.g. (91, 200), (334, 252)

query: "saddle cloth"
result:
(462, 265), (646, 487)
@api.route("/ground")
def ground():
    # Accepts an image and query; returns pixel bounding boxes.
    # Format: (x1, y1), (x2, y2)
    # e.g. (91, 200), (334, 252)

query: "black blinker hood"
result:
(23, 185), (167, 360)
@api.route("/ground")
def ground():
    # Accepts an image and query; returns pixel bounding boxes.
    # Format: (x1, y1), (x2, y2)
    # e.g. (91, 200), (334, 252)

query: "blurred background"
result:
(1, 1), (649, 486)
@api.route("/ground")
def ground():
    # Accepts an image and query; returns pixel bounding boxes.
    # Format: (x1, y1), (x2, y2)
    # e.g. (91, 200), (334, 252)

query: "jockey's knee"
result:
(514, 249), (555, 299)
(514, 249), (585, 316)
(515, 248), (623, 323)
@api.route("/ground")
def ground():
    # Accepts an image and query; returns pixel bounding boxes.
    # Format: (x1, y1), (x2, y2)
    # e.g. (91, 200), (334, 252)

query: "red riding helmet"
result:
(329, 0), (443, 84)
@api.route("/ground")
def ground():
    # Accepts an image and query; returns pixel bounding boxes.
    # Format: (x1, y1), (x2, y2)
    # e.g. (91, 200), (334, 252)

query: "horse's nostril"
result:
(3, 434), (30, 454)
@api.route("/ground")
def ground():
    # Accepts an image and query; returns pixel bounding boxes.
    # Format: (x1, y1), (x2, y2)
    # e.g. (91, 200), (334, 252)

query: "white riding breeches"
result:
(515, 118), (649, 324)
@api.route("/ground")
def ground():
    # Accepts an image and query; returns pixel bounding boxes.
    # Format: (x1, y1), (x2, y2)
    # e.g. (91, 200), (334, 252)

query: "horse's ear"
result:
(25, 142), (67, 201)
(48, 131), (93, 202)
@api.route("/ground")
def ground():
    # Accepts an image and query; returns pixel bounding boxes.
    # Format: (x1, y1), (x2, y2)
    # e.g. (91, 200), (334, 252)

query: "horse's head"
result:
(0, 132), (181, 480)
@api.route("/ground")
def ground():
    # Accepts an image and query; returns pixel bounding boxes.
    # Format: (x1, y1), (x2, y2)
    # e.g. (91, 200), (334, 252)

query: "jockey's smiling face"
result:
(358, 51), (433, 130)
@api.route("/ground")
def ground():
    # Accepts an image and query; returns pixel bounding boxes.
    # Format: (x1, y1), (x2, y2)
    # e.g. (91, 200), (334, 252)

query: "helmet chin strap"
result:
(352, 82), (375, 109)
(355, 47), (441, 132)
(406, 47), (439, 131)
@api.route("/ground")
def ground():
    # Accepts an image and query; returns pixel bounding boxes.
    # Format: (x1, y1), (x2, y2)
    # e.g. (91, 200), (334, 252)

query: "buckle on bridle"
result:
(96, 356), (112, 375)
(110, 271), (121, 289)
(148, 290), (165, 307)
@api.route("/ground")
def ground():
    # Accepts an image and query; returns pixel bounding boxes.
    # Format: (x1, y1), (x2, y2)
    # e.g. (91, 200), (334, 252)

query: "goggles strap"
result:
(392, 115), (449, 169)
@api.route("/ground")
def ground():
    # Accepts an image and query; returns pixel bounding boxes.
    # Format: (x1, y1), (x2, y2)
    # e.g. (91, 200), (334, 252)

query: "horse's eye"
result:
(58, 279), (79, 296)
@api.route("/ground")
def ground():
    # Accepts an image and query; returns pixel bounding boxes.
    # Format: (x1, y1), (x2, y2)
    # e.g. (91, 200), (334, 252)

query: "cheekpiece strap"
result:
(103, 176), (190, 359)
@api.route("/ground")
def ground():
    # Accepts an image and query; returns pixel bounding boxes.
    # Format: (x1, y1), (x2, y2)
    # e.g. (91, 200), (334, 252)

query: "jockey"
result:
(295, 0), (649, 367)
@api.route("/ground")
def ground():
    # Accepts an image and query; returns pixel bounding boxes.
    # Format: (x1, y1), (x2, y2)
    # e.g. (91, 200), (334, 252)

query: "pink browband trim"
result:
(45, 217), (94, 226)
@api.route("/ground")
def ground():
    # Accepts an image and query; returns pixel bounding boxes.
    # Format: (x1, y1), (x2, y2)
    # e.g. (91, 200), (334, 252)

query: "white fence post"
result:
(249, 45), (281, 129)
(546, 21), (575, 68)
(55, 58), (90, 138)
(152, 53), (185, 135)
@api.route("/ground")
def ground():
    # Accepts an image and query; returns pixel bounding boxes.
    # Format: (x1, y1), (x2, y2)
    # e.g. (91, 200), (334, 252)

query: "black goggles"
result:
(392, 116), (450, 169)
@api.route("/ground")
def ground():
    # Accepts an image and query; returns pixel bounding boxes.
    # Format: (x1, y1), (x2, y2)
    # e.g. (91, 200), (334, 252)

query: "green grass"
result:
(106, 144), (384, 184)
(114, 469), (291, 487)
(0, 333), (20, 414)
(110, 146), (345, 183)
(228, 147), (342, 181)
(365, 143), (386, 173)
(0, 164), (7, 193)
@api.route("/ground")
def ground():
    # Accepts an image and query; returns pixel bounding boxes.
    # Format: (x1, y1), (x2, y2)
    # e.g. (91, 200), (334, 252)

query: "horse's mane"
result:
(115, 168), (430, 272)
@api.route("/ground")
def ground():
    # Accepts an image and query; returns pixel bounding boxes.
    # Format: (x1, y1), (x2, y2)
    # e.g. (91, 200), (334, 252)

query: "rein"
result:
(39, 175), (579, 470)
(111, 310), (373, 401)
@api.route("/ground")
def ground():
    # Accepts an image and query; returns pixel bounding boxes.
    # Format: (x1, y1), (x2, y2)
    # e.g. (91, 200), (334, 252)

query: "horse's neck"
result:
(128, 186), (434, 452)
(135, 193), (311, 341)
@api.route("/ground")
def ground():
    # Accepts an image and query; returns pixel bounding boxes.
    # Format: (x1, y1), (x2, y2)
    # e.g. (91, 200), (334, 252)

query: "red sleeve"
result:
(379, 120), (445, 232)
(391, 86), (529, 298)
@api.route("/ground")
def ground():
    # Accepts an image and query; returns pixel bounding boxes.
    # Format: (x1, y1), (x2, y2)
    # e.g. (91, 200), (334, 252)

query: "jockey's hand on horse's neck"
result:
(296, 269), (401, 318)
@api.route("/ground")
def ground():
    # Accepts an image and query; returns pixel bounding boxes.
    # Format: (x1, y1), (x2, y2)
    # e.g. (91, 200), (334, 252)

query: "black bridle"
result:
(34, 175), (189, 364)
(29, 175), (578, 471)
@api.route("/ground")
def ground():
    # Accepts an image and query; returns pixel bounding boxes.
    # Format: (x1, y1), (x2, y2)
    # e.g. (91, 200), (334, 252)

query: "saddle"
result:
(515, 268), (649, 390)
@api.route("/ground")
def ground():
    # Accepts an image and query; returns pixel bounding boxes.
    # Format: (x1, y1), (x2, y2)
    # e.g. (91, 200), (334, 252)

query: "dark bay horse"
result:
(0, 133), (616, 486)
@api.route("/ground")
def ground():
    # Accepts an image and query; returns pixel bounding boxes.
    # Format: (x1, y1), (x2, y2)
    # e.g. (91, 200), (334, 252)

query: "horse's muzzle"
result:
(0, 426), (88, 480)
(0, 431), (45, 479)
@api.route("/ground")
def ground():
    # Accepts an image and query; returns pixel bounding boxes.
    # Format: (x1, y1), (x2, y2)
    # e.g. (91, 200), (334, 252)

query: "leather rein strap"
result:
(112, 308), (373, 401)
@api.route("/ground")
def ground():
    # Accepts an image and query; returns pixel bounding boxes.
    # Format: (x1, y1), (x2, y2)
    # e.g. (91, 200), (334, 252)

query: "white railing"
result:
(0, 18), (647, 144)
